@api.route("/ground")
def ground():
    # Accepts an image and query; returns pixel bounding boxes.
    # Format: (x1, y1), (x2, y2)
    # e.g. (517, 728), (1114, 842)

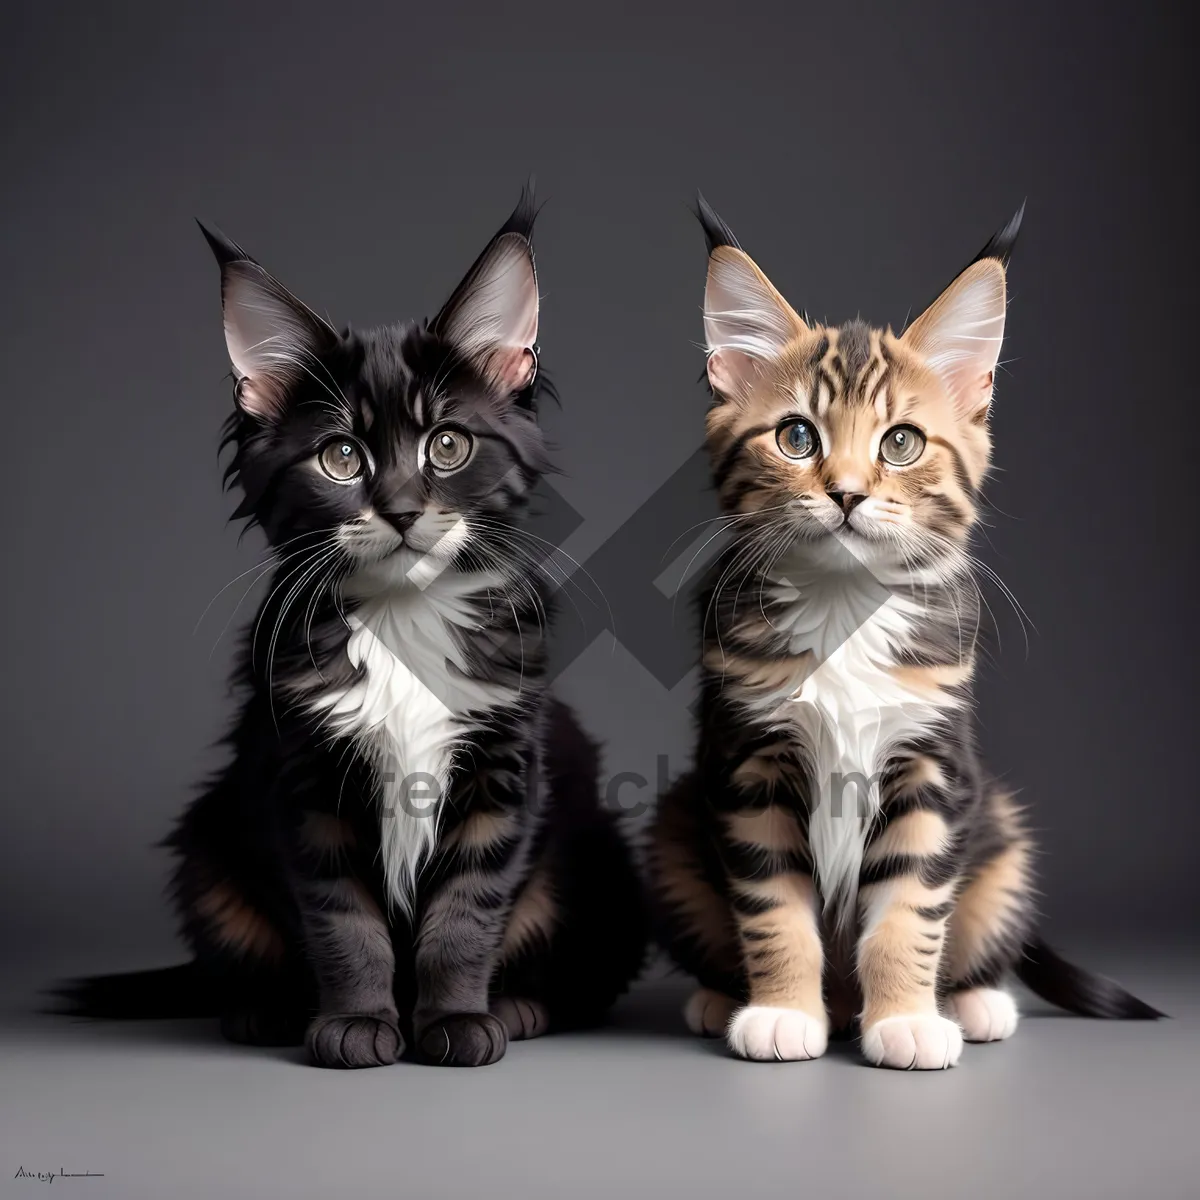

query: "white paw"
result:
(944, 988), (1019, 1043)
(861, 1013), (963, 1070)
(726, 1005), (828, 1061)
(683, 988), (737, 1038)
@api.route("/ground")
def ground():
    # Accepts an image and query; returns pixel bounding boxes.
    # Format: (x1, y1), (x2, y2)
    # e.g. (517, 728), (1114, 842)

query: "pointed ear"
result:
(432, 187), (539, 393)
(198, 222), (336, 421)
(902, 207), (1022, 417)
(902, 259), (1007, 417)
(696, 198), (807, 399)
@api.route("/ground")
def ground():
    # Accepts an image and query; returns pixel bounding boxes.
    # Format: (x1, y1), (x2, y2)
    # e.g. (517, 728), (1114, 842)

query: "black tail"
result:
(49, 962), (222, 1020)
(1015, 937), (1165, 1020)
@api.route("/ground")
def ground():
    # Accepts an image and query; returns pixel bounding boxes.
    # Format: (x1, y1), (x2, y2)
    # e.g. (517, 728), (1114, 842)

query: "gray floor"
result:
(2, 947), (1196, 1200)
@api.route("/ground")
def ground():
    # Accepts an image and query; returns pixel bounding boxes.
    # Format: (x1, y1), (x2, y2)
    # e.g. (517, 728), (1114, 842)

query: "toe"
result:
(726, 1005), (829, 1062)
(306, 1014), (403, 1069)
(418, 1012), (508, 1067)
(862, 1013), (963, 1070)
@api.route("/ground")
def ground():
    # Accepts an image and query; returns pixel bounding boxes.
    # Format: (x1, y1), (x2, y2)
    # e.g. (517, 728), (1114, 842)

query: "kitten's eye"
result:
(776, 419), (819, 460)
(427, 427), (474, 472)
(318, 438), (365, 482)
(879, 425), (926, 467)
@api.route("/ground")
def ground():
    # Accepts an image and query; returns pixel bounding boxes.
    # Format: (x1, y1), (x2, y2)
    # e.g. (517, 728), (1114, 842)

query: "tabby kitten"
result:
(649, 198), (1161, 1070)
(63, 190), (646, 1067)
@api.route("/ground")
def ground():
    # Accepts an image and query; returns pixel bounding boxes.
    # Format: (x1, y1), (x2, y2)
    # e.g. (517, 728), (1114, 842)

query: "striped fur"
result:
(649, 200), (1161, 1070)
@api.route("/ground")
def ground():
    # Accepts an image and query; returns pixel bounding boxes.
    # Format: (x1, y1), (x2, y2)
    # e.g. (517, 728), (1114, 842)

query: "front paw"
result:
(305, 1013), (404, 1069)
(726, 1005), (829, 1061)
(861, 1013), (963, 1070)
(417, 1012), (508, 1067)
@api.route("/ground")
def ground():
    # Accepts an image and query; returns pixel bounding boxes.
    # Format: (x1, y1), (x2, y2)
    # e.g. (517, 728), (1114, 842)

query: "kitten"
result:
(648, 197), (1161, 1069)
(61, 189), (646, 1067)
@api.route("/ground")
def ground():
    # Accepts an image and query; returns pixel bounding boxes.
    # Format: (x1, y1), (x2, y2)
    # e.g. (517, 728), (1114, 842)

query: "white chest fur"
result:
(308, 564), (515, 915)
(759, 556), (956, 924)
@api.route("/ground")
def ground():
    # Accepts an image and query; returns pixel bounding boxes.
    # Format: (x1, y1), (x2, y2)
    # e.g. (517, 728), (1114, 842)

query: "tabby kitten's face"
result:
(206, 196), (545, 578)
(701, 210), (1013, 577)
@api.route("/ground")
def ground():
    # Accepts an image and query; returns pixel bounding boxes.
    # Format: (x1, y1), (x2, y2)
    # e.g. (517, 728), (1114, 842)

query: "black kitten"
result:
(60, 190), (646, 1067)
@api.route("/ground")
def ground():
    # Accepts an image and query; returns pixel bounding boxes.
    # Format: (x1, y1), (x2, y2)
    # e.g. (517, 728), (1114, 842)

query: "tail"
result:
(49, 962), (222, 1020)
(1015, 936), (1165, 1020)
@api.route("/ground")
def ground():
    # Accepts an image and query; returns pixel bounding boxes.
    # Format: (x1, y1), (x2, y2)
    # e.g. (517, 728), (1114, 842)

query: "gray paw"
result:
(305, 1013), (404, 1069)
(491, 995), (550, 1040)
(417, 1012), (508, 1066)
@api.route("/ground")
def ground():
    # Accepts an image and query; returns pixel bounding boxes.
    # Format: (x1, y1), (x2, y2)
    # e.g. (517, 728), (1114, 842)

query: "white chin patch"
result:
(944, 988), (1019, 1043)
(401, 515), (469, 589)
(407, 512), (469, 558)
(726, 1005), (829, 1062)
(339, 512), (470, 577)
(861, 1013), (964, 1070)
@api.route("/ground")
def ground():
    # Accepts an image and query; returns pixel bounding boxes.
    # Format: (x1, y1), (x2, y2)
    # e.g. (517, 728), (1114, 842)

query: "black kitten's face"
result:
(237, 326), (544, 573)
(206, 194), (543, 579)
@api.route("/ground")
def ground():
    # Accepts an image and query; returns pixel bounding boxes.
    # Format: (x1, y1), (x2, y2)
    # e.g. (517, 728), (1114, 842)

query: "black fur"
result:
(55, 190), (646, 1067)
(969, 202), (1025, 268)
(694, 191), (741, 253)
(1015, 937), (1165, 1020)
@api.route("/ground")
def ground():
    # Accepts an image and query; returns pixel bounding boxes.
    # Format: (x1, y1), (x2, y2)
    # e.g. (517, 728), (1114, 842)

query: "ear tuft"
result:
(493, 178), (538, 243)
(199, 224), (336, 421)
(433, 187), (540, 393)
(694, 191), (741, 254)
(967, 201), (1025, 270)
(196, 220), (250, 268)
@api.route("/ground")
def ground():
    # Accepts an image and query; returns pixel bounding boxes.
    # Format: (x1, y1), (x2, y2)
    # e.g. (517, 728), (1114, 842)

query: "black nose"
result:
(827, 490), (867, 514)
(380, 508), (421, 534)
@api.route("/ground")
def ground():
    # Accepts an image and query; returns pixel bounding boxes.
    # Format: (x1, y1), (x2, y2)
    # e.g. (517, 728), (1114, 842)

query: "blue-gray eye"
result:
(776, 419), (819, 460)
(880, 425), (926, 467)
(319, 438), (364, 481)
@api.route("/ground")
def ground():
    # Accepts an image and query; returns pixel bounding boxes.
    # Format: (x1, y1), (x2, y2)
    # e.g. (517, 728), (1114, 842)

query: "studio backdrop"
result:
(1, 0), (1195, 971)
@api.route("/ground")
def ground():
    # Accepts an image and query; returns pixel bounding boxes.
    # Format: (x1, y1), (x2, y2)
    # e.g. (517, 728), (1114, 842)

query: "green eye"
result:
(880, 425), (926, 467)
(776, 419), (819, 460)
(319, 438), (365, 481)
(427, 426), (474, 472)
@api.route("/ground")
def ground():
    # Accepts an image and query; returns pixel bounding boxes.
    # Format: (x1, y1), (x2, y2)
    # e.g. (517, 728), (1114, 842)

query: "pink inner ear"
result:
(707, 348), (757, 398)
(488, 346), (536, 392)
(962, 369), (995, 416)
(235, 375), (286, 421)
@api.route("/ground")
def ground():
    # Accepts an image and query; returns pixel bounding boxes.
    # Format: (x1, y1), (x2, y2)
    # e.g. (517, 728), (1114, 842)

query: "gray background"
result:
(1, 3), (1196, 1198)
